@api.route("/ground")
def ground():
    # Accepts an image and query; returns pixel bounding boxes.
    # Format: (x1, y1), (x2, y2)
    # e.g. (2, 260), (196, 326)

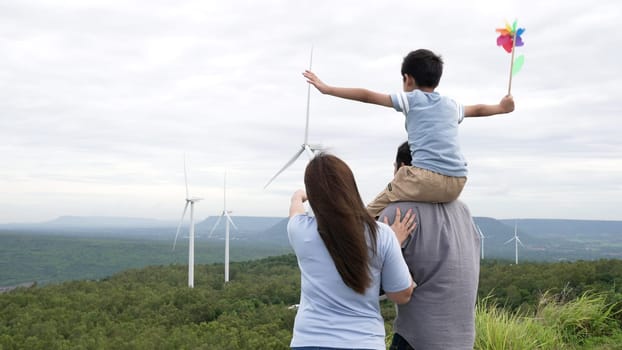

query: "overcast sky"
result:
(1, 0), (621, 223)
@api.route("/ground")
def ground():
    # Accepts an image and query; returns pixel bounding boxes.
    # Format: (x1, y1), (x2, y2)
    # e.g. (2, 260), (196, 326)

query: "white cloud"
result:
(1, 0), (621, 222)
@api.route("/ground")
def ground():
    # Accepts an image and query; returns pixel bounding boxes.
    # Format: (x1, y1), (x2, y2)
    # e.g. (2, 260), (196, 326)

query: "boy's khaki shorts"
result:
(367, 166), (467, 218)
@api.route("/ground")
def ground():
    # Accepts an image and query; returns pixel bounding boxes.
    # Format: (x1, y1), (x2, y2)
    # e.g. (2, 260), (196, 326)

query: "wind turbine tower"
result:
(476, 224), (486, 260)
(208, 171), (238, 282)
(172, 159), (203, 288)
(504, 222), (524, 264)
(264, 47), (322, 188)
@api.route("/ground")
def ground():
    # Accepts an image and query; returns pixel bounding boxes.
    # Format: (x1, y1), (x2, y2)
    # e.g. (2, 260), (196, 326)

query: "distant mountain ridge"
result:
(499, 218), (622, 238)
(197, 216), (283, 234)
(0, 215), (284, 230)
(0, 215), (289, 243)
(4, 215), (620, 231)
(1, 216), (177, 229)
(1, 215), (621, 261)
(45, 216), (177, 228)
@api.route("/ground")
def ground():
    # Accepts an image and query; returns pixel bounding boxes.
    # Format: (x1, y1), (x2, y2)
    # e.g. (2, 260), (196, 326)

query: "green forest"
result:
(0, 232), (290, 286)
(1, 256), (622, 349)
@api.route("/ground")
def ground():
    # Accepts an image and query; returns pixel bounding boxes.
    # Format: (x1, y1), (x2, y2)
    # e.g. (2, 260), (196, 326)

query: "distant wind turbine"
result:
(504, 222), (524, 264)
(208, 170), (238, 282)
(172, 158), (203, 288)
(476, 224), (486, 260)
(264, 47), (322, 188)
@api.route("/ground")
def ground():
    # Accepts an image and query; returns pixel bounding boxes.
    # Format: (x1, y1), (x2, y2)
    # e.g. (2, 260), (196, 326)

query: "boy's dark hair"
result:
(401, 49), (443, 88)
(396, 141), (412, 169)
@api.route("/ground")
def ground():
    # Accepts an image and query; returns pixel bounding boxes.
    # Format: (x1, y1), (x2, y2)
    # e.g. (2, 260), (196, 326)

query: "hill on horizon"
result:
(3, 214), (621, 235)
(1, 215), (621, 263)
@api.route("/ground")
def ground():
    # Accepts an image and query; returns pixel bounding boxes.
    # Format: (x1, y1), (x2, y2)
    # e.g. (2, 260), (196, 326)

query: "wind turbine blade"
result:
(264, 147), (305, 189)
(504, 237), (514, 245)
(516, 237), (524, 247)
(208, 214), (224, 238)
(173, 202), (189, 250)
(184, 156), (189, 199)
(303, 144), (315, 159)
(303, 46), (313, 145)
(225, 212), (238, 230)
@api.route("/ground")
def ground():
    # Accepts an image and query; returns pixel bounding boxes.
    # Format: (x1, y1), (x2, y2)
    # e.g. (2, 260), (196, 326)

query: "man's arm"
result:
(303, 70), (393, 107)
(464, 94), (515, 117)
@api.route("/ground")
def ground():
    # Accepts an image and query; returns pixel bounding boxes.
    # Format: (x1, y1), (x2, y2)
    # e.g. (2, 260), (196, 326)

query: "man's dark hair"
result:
(396, 141), (412, 168)
(401, 49), (443, 88)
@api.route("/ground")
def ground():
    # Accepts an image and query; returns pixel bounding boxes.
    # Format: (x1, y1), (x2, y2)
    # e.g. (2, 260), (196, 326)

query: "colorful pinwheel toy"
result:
(496, 20), (525, 94)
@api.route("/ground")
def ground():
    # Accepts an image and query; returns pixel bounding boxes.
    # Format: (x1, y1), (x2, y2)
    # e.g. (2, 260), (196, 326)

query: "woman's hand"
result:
(289, 189), (308, 217)
(292, 189), (307, 202)
(384, 207), (416, 245)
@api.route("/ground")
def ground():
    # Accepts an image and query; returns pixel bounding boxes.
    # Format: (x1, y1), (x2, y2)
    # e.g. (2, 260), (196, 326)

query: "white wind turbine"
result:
(208, 170), (238, 282)
(264, 47), (322, 189)
(504, 222), (524, 264)
(172, 158), (203, 288)
(476, 224), (486, 260)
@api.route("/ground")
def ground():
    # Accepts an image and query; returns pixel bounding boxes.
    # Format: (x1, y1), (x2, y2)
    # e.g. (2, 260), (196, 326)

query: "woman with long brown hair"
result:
(288, 153), (415, 350)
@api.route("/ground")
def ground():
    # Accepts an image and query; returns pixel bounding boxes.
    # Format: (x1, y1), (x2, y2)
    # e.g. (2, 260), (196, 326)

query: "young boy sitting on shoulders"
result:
(303, 48), (515, 218)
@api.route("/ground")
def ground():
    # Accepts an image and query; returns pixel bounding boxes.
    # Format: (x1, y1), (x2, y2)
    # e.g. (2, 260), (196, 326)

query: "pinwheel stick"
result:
(507, 31), (517, 95)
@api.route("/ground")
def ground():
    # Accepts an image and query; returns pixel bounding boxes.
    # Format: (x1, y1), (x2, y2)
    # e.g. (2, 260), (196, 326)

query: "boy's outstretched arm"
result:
(464, 95), (515, 117)
(303, 70), (392, 107)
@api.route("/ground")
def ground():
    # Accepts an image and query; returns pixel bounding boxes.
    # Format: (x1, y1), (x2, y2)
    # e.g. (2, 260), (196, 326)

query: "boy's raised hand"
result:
(302, 70), (392, 107)
(303, 70), (330, 94)
(500, 94), (515, 113)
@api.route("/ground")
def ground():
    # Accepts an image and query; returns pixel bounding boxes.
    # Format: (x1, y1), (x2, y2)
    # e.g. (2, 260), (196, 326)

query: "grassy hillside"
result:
(1, 256), (621, 349)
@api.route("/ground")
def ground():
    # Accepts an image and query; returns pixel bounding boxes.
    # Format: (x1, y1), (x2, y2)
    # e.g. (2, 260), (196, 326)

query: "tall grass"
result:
(537, 291), (621, 346)
(474, 291), (621, 350)
(475, 296), (563, 350)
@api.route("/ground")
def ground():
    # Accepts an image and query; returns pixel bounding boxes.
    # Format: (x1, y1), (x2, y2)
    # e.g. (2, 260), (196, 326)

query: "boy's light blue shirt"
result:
(287, 214), (412, 350)
(391, 90), (467, 177)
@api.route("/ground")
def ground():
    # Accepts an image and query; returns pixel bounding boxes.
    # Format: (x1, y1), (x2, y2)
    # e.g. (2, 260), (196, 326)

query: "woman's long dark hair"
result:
(304, 153), (378, 294)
